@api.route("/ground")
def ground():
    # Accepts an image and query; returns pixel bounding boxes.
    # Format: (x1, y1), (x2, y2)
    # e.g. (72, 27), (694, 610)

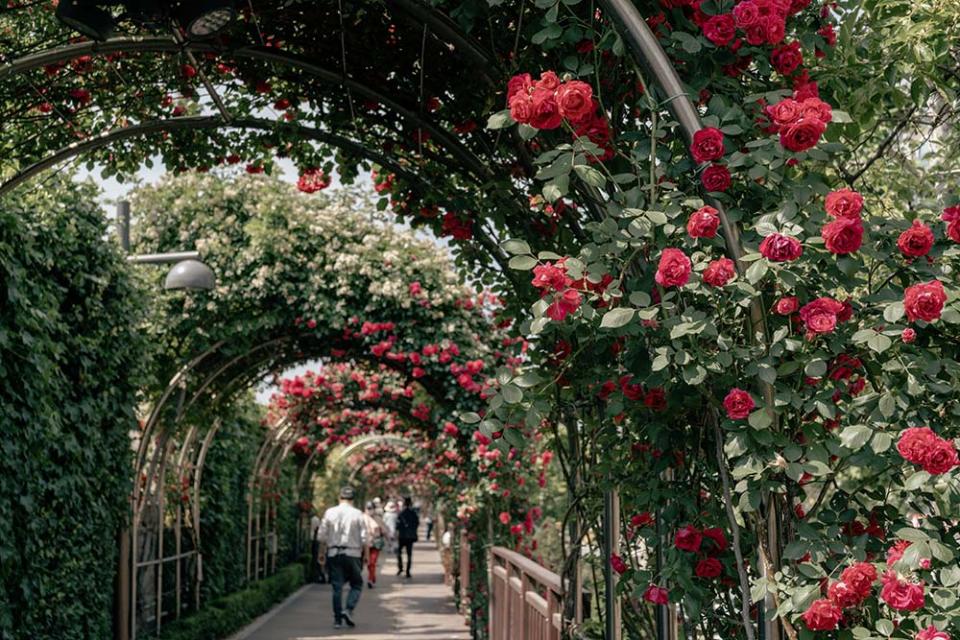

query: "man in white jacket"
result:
(317, 486), (368, 628)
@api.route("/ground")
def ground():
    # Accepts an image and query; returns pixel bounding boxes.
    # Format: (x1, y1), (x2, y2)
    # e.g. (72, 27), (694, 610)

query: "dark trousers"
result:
(426, 522), (434, 540)
(311, 541), (326, 583)
(397, 539), (414, 574)
(327, 554), (363, 622)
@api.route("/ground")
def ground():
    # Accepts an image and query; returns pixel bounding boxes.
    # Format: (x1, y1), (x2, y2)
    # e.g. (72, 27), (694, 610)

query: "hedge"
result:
(157, 562), (306, 640)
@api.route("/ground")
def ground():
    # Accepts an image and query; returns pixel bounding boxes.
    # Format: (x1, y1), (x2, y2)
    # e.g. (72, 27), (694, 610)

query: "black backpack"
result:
(397, 509), (419, 541)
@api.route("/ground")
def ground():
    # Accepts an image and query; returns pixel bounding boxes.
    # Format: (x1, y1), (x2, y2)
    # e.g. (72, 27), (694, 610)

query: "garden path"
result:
(230, 541), (469, 640)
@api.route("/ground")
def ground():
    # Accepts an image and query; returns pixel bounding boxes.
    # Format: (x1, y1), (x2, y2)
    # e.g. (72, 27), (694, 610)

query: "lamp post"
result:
(117, 200), (216, 291)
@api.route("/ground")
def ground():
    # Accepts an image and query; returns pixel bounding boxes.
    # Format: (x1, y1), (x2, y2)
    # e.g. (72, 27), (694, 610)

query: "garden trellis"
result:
(1, 1), (960, 640)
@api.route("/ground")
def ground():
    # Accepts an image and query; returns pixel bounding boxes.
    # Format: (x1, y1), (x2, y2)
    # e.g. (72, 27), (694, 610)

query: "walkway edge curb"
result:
(225, 583), (313, 640)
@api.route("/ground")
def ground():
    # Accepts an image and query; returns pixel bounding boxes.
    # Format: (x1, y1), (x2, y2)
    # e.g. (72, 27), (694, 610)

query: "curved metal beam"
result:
(0, 115), (436, 196)
(0, 37), (491, 179)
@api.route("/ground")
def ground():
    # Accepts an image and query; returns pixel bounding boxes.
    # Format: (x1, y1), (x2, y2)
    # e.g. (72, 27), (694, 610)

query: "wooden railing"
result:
(489, 546), (563, 640)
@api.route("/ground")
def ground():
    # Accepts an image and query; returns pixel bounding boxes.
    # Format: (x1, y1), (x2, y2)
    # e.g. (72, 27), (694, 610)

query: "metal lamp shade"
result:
(174, 0), (236, 38)
(164, 259), (215, 291)
(55, 0), (116, 40)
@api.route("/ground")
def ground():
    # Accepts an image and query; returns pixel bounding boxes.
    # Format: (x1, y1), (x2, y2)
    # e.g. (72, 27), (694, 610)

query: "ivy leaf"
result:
(600, 307), (635, 329)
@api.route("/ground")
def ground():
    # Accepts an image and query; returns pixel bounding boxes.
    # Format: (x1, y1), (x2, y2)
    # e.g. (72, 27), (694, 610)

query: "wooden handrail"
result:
(489, 545), (563, 640)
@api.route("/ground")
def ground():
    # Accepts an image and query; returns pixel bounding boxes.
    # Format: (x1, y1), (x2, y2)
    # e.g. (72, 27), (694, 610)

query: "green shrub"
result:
(158, 562), (305, 640)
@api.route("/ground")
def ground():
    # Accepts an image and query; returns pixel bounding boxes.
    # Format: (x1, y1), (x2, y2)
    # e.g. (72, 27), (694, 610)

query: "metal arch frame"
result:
(595, 5), (777, 640)
(0, 37), (492, 179)
(0, 115), (445, 196)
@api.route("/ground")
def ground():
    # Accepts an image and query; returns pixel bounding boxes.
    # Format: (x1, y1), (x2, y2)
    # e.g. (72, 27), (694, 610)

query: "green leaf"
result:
(746, 260), (768, 284)
(600, 307), (635, 329)
(867, 333), (892, 353)
(804, 360), (827, 378)
(840, 425), (872, 450)
(876, 619), (894, 637)
(501, 385), (523, 404)
(758, 364), (777, 384)
(508, 255), (537, 270)
(883, 302), (905, 323)
(513, 371), (542, 388)
(748, 408), (772, 430)
(487, 109), (514, 129)
(574, 165), (606, 187)
(878, 394), (896, 418)
(894, 527), (930, 543)
(502, 239), (532, 255)
(460, 412), (481, 424)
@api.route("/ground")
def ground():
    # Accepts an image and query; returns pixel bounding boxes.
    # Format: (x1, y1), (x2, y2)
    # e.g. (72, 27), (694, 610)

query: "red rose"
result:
(535, 70), (560, 91)
(531, 262), (570, 292)
(545, 288), (582, 321)
(695, 557), (723, 579)
(498, 511), (510, 524)
(556, 81), (595, 123)
(643, 585), (669, 605)
(702, 527), (728, 551)
(690, 127), (725, 164)
(779, 117), (826, 151)
(903, 279), (946, 323)
(802, 599), (842, 631)
(799, 297), (844, 334)
(703, 258), (736, 287)
(701, 164), (732, 192)
(897, 220), (935, 258)
(610, 553), (628, 575)
(897, 427), (938, 465)
(947, 221), (960, 243)
(901, 327), (917, 343)
(825, 188), (864, 218)
(674, 524), (702, 552)
(762, 14), (786, 43)
(822, 216), (863, 254)
(774, 296), (799, 315)
(703, 14), (736, 46)
(887, 540), (911, 567)
(770, 41), (802, 75)
(297, 168), (329, 193)
(922, 439), (959, 475)
(916, 626), (951, 640)
(827, 581), (862, 608)
(528, 88), (563, 130)
(723, 388), (755, 419)
(880, 571), (924, 611)
(509, 93), (533, 124)
(733, 0), (760, 27)
(655, 248), (692, 287)
(687, 205), (721, 238)
(759, 233), (803, 262)
(507, 73), (533, 102)
(767, 98), (801, 127)
(840, 562), (877, 600)
(800, 97), (832, 123)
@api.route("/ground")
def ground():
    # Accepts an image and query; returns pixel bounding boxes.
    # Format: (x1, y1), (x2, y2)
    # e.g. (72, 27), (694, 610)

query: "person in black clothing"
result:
(395, 497), (419, 578)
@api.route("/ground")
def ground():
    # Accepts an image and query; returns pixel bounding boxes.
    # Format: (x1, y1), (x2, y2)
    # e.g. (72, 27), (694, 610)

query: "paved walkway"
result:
(232, 542), (470, 640)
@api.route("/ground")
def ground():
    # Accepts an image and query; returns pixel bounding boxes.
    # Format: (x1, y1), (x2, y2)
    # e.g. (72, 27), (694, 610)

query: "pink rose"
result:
(509, 93), (533, 124)
(917, 626), (951, 640)
(506, 73), (532, 102)
(901, 327), (917, 343)
(904, 279), (946, 323)
(545, 288), (582, 321)
(687, 205), (721, 238)
(723, 388), (755, 419)
(655, 248), (692, 287)
(643, 585), (669, 605)
(799, 297), (845, 334)
(897, 220), (935, 258)
(703, 258), (736, 287)
(535, 70), (561, 91)
(759, 233), (803, 262)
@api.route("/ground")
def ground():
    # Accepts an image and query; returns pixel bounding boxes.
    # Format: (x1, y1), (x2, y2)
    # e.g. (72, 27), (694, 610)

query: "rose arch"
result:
(2, 2), (960, 640)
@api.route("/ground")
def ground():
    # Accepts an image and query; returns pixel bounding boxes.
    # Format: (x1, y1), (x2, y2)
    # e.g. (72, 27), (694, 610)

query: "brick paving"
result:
(232, 542), (470, 640)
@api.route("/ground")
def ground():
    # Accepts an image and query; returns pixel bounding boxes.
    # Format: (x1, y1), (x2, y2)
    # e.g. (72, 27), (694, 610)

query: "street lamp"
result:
(118, 201), (216, 291)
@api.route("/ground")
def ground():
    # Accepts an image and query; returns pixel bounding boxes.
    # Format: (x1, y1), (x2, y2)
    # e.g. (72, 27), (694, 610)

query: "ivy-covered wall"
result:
(0, 180), (148, 639)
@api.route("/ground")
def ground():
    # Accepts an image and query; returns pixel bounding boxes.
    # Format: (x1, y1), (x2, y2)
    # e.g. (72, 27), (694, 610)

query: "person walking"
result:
(425, 512), (434, 541)
(309, 508), (326, 583)
(363, 501), (386, 589)
(382, 499), (399, 554)
(317, 486), (368, 629)
(395, 497), (419, 578)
